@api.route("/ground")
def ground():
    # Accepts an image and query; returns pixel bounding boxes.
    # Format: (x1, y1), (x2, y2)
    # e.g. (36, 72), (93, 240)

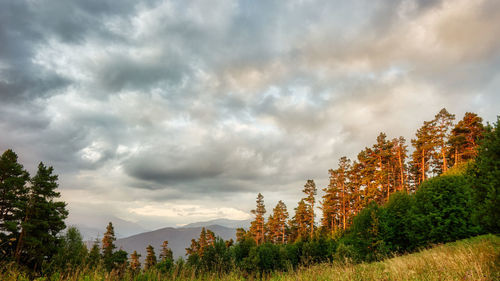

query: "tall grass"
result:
(271, 234), (499, 281)
(1, 234), (498, 281)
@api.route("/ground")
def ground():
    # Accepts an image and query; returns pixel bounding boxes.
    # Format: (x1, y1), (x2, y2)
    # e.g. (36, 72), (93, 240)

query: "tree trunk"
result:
(282, 224), (285, 244)
(441, 145), (447, 173)
(398, 148), (404, 191)
(421, 148), (425, 182)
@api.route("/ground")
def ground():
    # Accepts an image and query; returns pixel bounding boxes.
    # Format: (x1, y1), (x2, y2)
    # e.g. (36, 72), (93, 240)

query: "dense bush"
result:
(405, 175), (478, 250)
(379, 192), (412, 253)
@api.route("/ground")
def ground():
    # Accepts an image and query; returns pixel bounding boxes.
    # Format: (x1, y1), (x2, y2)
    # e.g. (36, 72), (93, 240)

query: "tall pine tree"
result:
(249, 193), (266, 245)
(14, 162), (67, 270)
(302, 180), (317, 238)
(0, 149), (29, 259)
(102, 222), (116, 271)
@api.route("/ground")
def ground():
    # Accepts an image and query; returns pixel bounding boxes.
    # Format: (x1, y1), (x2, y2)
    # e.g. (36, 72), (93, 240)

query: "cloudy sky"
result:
(1, 0), (499, 231)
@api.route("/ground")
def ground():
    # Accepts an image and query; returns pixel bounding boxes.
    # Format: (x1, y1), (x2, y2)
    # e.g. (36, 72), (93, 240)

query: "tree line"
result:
(180, 111), (498, 276)
(238, 109), (487, 245)
(0, 108), (498, 279)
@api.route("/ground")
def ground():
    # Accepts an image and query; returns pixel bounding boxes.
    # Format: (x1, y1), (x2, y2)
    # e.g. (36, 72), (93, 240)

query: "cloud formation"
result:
(0, 0), (499, 230)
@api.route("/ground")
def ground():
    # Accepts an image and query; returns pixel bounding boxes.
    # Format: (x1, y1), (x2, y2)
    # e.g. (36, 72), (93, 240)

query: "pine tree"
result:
(291, 199), (310, 240)
(0, 149), (30, 259)
(185, 239), (199, 256)
(302, 179), (317, 238)
(357, 147), (379, 203)
(129, 250), (141, 273)
(411, 120), (435, 185)
(102, 222), (116, 271)
(249, 193), (266, 245)
(206, 229), (216, 246)
(431, 108), (455, 174)
(144, 245), (157, 270)
(235, 228), (247, 243)
(373, 133), (392, 202)
(54, 226), (88, 270)
(349, 161), (364, 215)
(321, 171), (341, 235)
(87, 239), (101, 269)
(392, 137), (408, 192)
(14, 162), (67, 270)
(159, 240), (173, 262)
(266, 201), (288, 244)
(449, 112), (484, 165)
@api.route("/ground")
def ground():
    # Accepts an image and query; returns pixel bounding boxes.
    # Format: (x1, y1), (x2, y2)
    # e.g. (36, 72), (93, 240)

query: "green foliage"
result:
(468, 117), (500, 234)
(102, 222), (117, 271)
(342, 202), (388, 262)
(155, 258), (174, 274)
(144, 245), (156, 271)
(197, 237), (232, 275)
(18, 162), (68, 271)
(0, 149), (30, 260)
(406, 175), (478, 250)
(86, 240), (101, 269)
(52, 227), (88, 272)
(112, 250), (128, 269)
(379, 192), (412, 253)
(245, 242), (288, 274)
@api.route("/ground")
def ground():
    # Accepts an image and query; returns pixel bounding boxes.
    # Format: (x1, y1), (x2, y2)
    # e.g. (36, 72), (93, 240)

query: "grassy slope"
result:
(271, 234), (499, 281)
(1, 234), (498, 281)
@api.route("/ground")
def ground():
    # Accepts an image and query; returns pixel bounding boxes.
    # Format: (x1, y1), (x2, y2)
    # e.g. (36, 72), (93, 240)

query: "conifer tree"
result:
(102, 222), (116, 271)
(235, 228), (247, 243)
(129, 250), (141, 273)
(411, 120), (435, 185)
(373, 133), (392, 202)
(87, 239), (101, 269)
(0, 149), (29, 259)
(266, 201), (288, 244)
(449, 112), (484, 165)
(321, 172), (341, 235)
(185, 239), (199, 256)
(357, 147), (379, 203)
(302, 179), (317, 238)
(14, 162), (67, 270)
(392, 137), (408, 192)
(159, 240), (173, 261)
(144, 245), (157, 270)
(206, 229), (216, 246)
(249, 193), (266, 245)
(431, 108), (455, 174)
(291, 199), (310, 240)
(349, 161), (364, 214)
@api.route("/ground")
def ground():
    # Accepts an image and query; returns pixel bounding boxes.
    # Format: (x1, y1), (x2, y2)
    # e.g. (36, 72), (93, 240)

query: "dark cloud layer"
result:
(0, 0), (499, 229)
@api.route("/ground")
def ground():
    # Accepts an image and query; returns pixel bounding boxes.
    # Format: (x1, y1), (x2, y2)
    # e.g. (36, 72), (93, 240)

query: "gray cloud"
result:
(0, 0), (498, 229)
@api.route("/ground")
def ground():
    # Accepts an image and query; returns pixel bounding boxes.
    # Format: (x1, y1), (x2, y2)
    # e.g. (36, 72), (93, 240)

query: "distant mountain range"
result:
(181, 218), (251, 229)
(115, 224), (236, 260)
(79, 218), (250, 260)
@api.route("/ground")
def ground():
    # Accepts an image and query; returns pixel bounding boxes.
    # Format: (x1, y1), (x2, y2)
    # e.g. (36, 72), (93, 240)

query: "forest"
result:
(0, 108), (499, 280)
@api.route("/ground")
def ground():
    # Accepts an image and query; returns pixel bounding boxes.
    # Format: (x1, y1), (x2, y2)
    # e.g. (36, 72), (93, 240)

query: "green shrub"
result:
(406, 175), (478, 250)
(380, 192), (412, 253)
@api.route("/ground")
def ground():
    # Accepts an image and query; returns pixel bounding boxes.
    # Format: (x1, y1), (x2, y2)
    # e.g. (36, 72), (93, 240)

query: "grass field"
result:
(1, 234), (498, 281)
(270, 234), (499, 281)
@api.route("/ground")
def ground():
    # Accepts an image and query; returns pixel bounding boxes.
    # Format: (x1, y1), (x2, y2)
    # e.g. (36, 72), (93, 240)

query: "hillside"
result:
(269, 234), (499, 281)
(115, 224), (236, 260)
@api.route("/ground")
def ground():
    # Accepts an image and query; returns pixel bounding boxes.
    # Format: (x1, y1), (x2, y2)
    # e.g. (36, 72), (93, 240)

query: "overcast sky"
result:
(1, 0), (499, 231)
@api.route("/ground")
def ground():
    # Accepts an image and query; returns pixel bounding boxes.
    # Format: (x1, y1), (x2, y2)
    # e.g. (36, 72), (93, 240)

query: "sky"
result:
(0, 0), (499, 232)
